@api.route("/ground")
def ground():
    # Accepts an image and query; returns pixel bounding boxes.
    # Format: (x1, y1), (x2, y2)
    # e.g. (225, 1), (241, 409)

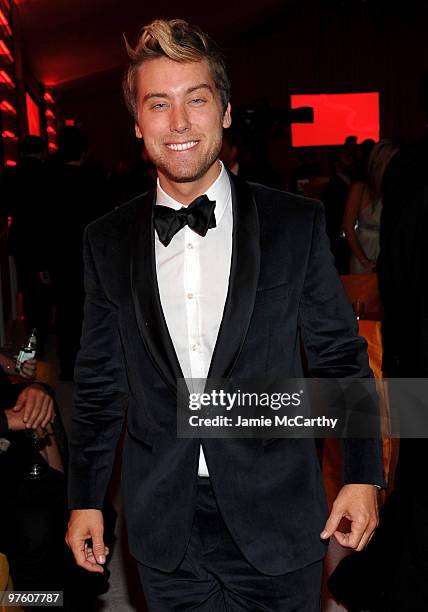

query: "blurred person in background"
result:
(329, 73), (428, 612)
(321, 142), (355, 273)
(108, 141), (156, 207)
(0, 356), (107, 611)
(0, 362), (62, 602)
(342, 139), (398, 274)
(45, 126), (109, 380)
(2, 136), (52, 356)
(288, 151), (322, 196)
(219, 127), (241, 175)
(377, 70), (428, 610)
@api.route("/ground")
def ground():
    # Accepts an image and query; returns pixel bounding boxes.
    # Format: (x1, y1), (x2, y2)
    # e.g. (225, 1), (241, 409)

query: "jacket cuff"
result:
(342, 438), (387, 489)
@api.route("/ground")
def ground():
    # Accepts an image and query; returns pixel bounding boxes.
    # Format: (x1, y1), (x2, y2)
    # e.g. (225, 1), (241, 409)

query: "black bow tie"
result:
(154, 195), (216, 247)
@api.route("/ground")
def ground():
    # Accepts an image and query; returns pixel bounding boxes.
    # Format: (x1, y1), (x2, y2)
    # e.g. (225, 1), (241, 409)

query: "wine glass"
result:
(25, 429), (48, 479)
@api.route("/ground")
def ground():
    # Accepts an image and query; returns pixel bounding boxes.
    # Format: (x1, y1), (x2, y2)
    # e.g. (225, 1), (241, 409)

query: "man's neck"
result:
(158, 160), (221, 206)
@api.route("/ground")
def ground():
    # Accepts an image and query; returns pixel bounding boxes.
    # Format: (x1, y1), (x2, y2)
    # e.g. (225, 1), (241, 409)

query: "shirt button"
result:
(187, 293), (194, 299)
(187, 243), (194, 249)
(191, 344), (198, 351)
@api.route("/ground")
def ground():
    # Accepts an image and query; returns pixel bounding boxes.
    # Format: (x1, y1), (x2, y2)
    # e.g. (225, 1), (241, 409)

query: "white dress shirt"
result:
(155, 161), (233, 476)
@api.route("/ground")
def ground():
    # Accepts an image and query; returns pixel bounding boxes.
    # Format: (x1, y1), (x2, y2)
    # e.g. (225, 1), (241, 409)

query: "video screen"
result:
(290, 92), (380, 147)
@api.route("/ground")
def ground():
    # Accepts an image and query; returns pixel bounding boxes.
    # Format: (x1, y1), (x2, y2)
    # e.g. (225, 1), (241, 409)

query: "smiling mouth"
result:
(165, 141), (199, 151)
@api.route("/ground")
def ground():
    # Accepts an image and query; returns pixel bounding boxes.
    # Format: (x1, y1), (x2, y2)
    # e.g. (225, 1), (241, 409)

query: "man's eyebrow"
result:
(186, 84), (214, 95)
(142, 83), (214, 103)
(143, 92), (169, 103)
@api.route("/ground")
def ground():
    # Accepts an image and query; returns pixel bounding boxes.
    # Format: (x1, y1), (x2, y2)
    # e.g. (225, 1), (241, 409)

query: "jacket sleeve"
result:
(68, 226), (129, 509)
(298, 201), (386, 488)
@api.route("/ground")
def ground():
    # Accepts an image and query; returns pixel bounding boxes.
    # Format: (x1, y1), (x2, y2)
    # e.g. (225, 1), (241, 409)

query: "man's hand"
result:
(320, 484), (379, 551)
(66, 509), (109, 573)
(11, 384), (54, 429)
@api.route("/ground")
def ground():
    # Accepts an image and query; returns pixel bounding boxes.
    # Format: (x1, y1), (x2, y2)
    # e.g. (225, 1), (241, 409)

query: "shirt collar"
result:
(156, 160), (231, 226)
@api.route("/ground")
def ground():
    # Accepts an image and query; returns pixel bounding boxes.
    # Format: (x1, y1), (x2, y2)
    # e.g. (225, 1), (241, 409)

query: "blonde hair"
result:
(123, 19), (231, 118)
(367, 139), (398, 201)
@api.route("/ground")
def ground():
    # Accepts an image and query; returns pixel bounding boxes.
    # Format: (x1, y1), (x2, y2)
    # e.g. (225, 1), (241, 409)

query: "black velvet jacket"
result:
(69, 173), (385, 575)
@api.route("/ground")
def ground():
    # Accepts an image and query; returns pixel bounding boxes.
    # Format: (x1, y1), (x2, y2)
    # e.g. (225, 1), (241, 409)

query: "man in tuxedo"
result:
(66, 19), (384, 611)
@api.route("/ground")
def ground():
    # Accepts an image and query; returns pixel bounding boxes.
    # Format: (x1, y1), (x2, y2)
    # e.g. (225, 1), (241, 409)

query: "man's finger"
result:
(361, 528), (376, 550)
(32, 395), (50, 430)
(12, 396), (25, 412)
(41, 398), (54, 429)
(31, 399), (46, 430)
(333, 530), (352, 547)
(91, 528), (107, 564)
(21, 391), (36, 424)
(339, 518), (368, 549)
(25, 391), (42, 428)
(355, 519), (377, 551)
(355, 532), (371, 552)
(86, 545), (110, 563)
(69, 538), (104, 574)
(320, 506), (343, 539)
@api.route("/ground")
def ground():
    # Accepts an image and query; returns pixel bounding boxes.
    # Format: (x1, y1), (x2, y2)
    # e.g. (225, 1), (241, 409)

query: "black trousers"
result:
(138, 479), (322, 611)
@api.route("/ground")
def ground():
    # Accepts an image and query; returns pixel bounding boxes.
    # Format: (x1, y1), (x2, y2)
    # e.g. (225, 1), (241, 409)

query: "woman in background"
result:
(343, 139), (398, 273)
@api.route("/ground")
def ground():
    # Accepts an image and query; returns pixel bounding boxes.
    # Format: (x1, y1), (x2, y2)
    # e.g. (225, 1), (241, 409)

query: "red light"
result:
(26, 92), (41, 136)
(0, 69), (14, 86)
(44, 92), (54, 103)
(2, 129), (17, 139)
(0, 99), (15, 113)
(7, 214), (12, 227)
(0, 9), (8, 26)
(46, 109), (55, 118)
(48, 142), (58, 151)
(0, 39), (12, 61)
(290, 92), (380, 147)
(65, 119), (76, 126)
(47, 126), (56, 135)
(5, 160), (16, 168)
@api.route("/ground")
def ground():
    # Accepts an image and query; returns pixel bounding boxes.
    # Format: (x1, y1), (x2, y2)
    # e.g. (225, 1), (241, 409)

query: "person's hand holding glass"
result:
(0, 352), (37, 380)
(5, 385), (55, 478)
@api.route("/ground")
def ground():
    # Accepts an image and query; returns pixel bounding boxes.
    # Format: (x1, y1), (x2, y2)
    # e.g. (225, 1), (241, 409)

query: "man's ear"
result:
(222, 103), (232, 129)
(135, 123), (143, 139)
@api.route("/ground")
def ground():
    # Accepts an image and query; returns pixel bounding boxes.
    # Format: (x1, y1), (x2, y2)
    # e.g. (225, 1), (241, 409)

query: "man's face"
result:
(134, 57), (231, 186)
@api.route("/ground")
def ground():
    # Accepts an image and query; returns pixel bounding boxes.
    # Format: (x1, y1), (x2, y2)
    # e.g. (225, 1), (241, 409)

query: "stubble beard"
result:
(149, 132), (223, 184)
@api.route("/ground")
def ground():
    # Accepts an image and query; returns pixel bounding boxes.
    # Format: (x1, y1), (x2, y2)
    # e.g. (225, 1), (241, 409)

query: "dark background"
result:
(15, 0), (428, 170)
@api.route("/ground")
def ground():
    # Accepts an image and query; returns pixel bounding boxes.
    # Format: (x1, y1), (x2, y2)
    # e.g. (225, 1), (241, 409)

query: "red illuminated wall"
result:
(26, 91), (41, 136)
(291, 92), (380, 147)
(0, 0), (18, 166)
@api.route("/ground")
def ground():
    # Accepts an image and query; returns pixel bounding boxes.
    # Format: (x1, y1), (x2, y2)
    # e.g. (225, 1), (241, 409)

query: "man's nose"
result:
(170, 104), (190, 133)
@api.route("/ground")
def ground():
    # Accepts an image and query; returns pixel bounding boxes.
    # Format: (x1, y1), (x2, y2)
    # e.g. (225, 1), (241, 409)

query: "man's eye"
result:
(152, 103), (168, 110)
(190, 98), (205, 105)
